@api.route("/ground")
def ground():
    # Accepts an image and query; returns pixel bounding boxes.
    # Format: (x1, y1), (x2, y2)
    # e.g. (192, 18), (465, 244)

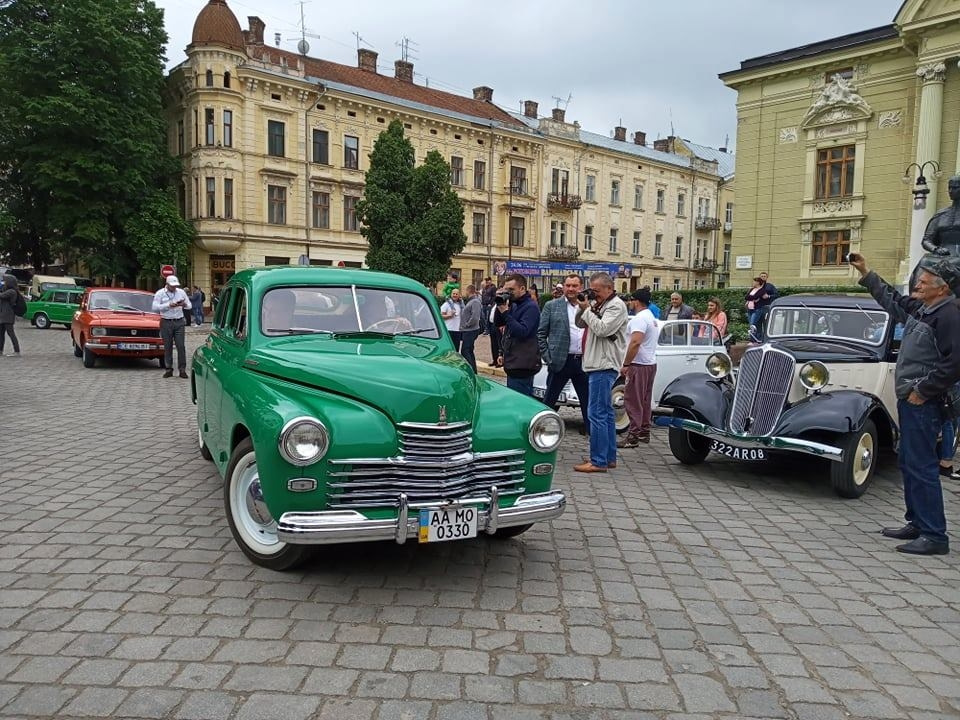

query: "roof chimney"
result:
(472, 86), (493, 102)
(395, 59), (413, 83)
(523, 100), (538, 118)
(633, 131), (646, 146)
(613, 126), (627, 142)
(653, 138), (670, 153)
(358, 48), (378, 73)
(246, 16), (265, 46)
(551, 107), (565, 122)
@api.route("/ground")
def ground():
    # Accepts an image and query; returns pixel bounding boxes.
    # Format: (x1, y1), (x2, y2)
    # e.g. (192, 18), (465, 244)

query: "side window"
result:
(659, 323), (685, 346)
(53, 291), (67, 303)
(214, 287), (232, 328)
(233, 291), (247, 340)
(72, 292), (83, 305)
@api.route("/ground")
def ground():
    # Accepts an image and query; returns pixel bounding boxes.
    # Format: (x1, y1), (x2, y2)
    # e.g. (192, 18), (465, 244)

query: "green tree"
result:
(0, 0), (189, 280)
(357, 120), (466, 287)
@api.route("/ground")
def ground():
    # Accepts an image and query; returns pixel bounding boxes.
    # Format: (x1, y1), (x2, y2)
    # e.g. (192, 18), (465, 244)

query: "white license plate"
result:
(532, 387), (545, 399)
(117, 343), (153, 350)
(710, 440), (765, 461)
(418, 506), (479, 543)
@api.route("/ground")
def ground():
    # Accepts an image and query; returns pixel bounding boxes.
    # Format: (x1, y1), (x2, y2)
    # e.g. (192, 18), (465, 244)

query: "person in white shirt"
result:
(618, 288), (660, 448)
(440, 289), (463, 351)
(152, 275), (192, 378)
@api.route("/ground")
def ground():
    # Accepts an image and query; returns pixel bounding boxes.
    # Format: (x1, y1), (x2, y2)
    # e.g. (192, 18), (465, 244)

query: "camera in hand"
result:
(846, 252), (862, 263)
(576, 288), (598, 303)
(495, 291), (512, 306)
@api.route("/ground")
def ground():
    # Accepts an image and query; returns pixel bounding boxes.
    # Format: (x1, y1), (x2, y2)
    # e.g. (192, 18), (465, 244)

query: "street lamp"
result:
(902, 160), (943, 210)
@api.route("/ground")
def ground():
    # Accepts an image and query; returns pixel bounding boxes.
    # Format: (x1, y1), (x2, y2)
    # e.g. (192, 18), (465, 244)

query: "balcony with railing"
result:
(547, 193), (583, 211)
(546, 245), (580, 260)
(693, 258), (718, 271)
(695, 216), (722, 231)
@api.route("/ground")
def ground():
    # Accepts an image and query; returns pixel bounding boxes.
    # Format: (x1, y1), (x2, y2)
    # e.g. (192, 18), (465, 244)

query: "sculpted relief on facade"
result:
(878, 110), (903, 129)
(801, 76), (872, 129)
(778, 127), (798, 144)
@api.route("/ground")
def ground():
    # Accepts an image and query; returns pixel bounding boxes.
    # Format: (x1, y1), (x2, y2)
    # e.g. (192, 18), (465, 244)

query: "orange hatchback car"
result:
(71, 288), (164, 368)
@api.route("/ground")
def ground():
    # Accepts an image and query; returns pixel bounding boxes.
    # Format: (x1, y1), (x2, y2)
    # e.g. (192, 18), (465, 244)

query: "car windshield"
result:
(88, 291), (157, 313)
(766, 305), (889, 345)
(261, 286), (441, 339)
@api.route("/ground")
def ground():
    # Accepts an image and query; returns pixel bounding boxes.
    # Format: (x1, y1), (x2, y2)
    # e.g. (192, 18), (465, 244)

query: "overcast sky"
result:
(155, 0), (900, 152)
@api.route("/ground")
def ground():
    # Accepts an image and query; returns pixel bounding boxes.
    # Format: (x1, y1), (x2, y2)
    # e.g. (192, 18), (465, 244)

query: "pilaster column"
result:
(905, 61), (946, 285)
(956, 59), (960, 174)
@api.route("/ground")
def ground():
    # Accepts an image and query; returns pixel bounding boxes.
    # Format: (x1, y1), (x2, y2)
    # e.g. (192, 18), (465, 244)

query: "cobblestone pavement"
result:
(1, 319), (959, 720)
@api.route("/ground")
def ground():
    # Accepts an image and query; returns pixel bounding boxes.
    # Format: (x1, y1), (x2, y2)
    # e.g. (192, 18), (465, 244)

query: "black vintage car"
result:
(656, 294), (910, 498)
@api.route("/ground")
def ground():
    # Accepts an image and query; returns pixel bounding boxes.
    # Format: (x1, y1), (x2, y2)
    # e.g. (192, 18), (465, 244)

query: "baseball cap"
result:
(555, 283), (564, 290)
(166, 275), (181, 287)
(630, 288), (651, 304)
(917, 254), (960, 292)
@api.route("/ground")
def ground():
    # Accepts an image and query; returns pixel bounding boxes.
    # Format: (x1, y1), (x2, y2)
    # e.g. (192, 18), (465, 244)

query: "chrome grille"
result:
(729, 346), (794, 436)
(326, 422), (526, 508)
(103, 328), (161, 338)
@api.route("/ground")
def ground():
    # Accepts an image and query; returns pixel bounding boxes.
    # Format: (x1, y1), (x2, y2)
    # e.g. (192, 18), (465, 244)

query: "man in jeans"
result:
(152, 275), (192, 378)
(852, 253), (960, 555)
(573, 272), (628, 473)
(618, 288), (660, 448)
(459, 284), (482, 373)
(494, 273), (541, 395)
(481, 277), (497, 335)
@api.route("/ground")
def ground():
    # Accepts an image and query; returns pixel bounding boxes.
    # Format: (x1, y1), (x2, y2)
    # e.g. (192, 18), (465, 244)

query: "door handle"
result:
(686, 355), (698, 362)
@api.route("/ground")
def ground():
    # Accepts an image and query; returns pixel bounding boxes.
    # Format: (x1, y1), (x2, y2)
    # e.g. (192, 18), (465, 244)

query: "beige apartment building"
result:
(169, 0), (734, 297)
(721, 0), (960, 288)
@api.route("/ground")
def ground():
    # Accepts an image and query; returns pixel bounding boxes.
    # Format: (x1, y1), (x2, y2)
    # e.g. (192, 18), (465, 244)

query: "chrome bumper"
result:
(276, 488), (566, 545)
(655, 416), (843, 462)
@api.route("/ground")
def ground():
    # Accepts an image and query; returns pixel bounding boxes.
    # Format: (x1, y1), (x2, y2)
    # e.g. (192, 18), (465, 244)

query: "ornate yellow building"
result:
(168, 0), (734, 297)
(721, 0), (960, 287)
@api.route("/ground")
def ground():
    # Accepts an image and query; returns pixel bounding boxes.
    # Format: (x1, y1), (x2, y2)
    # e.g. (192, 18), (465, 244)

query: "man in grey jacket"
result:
(0, 274), (22, 357)
(537, 274), (589, 432)
(459, 284), (482, 373)
(573, 272), (629, 473)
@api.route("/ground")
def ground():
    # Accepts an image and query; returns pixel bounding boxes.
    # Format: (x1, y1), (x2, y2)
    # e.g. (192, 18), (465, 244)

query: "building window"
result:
(267, 120), (285, 157)
(267, 185), (286, 224)
(723, 243), (731, 271)
(205, 108), (215, 146)
(344, 135), (359, 170)
(610, 179), (620, 206)
(510, 166), (527, 195)
(698, 197), (711, 218)
(177, 120), (184, 155)
(695, 279), (705, 290)
(265, 256), (290, 266)
(675, 236), (683, 259)
(585, 174), (596, 202)
(652, 276), (661, 291)
(223, 71), (231, 89)
(223, 178), (233, 220)
(312, 191), (330, 229)
(205, 69), (213, 87)
(450, 156), (464, 186)
(472, 212), (485, 244)
(193, 109), (198, 147)
(634, 184), (643, 210)
(474, 160), (486, 190)
(549, 220), (567, 246)
(632, 231), (641, 256)
(222, 110), (232, 148)
(609, 228), (618, 253)
(673, 278), (682, 291)
(551, 168), (569, 195)
(816, 145), (855, 199)
(654, 233), (663, 257)
(509, 216), (524, 246)
(313, 129), (329, 164)
(725, 202), (733, 223)
(812, 229), (851, 266)
(584, 225), (593, 251)
(205, 177), (216, 217)
(677, 193), (685, 216)
(656, 189), (665, 213)
(193, 177), (198, 217)
(343, 195), (358, 231)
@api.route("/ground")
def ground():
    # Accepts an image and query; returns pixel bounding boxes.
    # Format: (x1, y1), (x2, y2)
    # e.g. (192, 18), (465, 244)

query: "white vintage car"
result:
(533, 319), (730, 432)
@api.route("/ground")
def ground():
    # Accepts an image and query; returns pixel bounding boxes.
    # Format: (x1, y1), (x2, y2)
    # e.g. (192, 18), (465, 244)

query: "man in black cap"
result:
(851, 252), (960, 555)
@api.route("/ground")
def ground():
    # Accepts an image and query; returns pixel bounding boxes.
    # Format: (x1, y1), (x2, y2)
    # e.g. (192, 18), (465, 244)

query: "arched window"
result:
(223, 71), (231, 89)
(205, 69), (213, 87)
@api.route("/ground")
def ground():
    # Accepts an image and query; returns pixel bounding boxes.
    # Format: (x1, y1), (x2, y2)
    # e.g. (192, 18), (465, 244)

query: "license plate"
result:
(533, 387), (545, 399)
(557, 392), (567, 403)
(117, 343), (153, 350)
(418, 506), (479, 543)
(710, 440), (765, 461)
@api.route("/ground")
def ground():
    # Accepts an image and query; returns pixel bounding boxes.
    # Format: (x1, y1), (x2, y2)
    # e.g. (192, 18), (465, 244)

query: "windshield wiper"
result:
(396, 328), (436, 336)
(268, 327), (335, 335)
(115, 304), (145, 313)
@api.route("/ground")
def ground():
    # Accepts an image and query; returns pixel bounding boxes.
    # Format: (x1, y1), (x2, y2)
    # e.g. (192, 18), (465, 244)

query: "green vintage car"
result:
(193, 267), (566, 570)
(26, 287), (83, 329)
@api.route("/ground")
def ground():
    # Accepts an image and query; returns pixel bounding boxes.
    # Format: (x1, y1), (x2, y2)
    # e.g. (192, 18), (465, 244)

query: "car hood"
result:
(768, 338), (882, 362)
(246, 337), (477, 425)
(86, 310), (160, 327)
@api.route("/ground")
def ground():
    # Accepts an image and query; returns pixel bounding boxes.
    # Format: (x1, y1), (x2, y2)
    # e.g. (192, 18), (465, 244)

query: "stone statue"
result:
(922, 175), (960, 257)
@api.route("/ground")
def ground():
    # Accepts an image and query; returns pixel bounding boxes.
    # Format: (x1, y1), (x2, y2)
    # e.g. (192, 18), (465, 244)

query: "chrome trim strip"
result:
(485, 485), (499, 534)
(395, 493), (408, 545)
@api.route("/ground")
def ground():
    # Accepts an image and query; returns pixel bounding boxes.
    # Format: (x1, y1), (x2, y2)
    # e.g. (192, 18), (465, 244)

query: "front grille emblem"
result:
(438, 405), (447, 424)
(131, 329), (137, 336)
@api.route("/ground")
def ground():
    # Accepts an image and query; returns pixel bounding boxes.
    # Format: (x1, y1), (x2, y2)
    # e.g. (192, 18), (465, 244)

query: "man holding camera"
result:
(152, 275), (192, 379)
(573, 272), (629, 473)
(851, 252), (960, 555)
(494, 273), (541, 395)
(538, 274), (590, 433)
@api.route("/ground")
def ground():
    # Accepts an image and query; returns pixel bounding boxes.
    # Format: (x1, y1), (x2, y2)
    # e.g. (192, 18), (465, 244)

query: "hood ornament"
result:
(438, 405), (447, 425)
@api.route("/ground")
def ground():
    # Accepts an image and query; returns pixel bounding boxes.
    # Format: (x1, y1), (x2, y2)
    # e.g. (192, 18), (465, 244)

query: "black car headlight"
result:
(278, 417), (329, 466)
(799, 361), (829, 391)
(528, 411), (564, 452)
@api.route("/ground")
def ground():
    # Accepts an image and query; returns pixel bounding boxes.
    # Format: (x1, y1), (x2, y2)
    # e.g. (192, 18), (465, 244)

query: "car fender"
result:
(773, 390), (897, 444)
(658, 373), (733, 428)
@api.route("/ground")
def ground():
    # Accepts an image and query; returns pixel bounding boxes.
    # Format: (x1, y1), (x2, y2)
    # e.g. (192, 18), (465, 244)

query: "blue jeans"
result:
(940, 420), (955, 462)
(587, 369), (618, 468)
(193, 305), (204, 324)
(898, 399), (948, 545)
(506, 375), (534, 396)
(459, 329), (478, 373)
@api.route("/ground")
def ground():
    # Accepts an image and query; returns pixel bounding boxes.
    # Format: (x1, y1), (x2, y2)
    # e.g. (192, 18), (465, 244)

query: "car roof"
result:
(234, 266), (430, 294)
(769, 293), (884, 311)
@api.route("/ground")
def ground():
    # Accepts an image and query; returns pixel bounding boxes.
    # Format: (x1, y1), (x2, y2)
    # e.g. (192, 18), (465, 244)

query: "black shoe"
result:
(881, 524), (920, 540)
(179, 371), (189, 379)
(162, 370), (173, 378)
(636, 433), (651, 444)
(896, 537), (949, 555)
(939, 465), (954, 477)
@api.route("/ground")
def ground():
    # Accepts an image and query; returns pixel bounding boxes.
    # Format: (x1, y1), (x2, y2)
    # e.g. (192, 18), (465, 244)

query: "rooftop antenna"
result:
(395, 36), (419, 63)
(297, 1), (310, 55)
(352, 31), (372, 51)
(669, 108), (675, 137)
(724, 133), (730, 150)
(274, 32), (281, 47)
(551, 93), (572, 110)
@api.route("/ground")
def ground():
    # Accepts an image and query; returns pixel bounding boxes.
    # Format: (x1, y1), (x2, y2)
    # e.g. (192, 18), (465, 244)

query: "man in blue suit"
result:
(537, 274), (590, 432)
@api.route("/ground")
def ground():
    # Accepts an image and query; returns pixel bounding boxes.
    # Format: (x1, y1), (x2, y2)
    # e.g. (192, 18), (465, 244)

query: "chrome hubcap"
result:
(232, 456), (280, 550)
(853, 433), (874, 485)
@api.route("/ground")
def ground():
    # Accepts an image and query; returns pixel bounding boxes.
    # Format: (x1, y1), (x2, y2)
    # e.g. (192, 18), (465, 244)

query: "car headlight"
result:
(278, 417), (329, 466)
(91, 327), (107, 337)
(705, 352), (731, 379)
(799, 361), (829, 391)
(528, 410), (564, 452)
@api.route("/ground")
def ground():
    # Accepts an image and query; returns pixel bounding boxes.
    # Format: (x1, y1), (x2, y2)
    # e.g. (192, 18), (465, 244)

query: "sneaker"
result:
(636, 433), (651, 444)
(940, 465), (954, 478)
(162, 370), (173, 378)
(617, 435), (641, 449)
(179, 371), (189, 379)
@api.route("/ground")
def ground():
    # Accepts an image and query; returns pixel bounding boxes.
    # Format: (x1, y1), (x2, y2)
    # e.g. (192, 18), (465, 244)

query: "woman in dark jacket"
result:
(0, 274), (22, 356)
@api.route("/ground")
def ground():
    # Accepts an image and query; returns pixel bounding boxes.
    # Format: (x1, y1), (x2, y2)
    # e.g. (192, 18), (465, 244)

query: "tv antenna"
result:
(669, 108), (675, 136)
(551, 93), (572, 110)
(396, 36), (419, 63)
(352, 31), (373, 51)
(296, 1), (310, 55)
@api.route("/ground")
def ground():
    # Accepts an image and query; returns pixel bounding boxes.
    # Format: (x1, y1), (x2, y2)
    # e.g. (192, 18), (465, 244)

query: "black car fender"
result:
(658, 373), (733, 429)
(773, 390), (898, 446)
